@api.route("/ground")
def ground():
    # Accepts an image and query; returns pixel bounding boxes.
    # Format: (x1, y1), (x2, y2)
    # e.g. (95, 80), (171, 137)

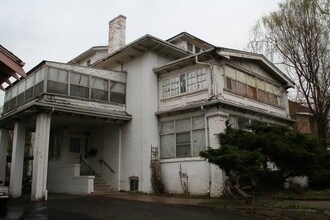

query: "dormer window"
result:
(187, 43), (193, 52)
(186, 42), (202, 53)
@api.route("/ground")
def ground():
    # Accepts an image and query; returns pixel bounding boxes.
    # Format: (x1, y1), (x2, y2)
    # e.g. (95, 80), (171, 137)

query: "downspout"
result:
(195, 54), (214, 97)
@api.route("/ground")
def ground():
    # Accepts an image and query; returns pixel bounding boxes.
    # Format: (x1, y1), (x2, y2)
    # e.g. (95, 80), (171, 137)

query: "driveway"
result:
(0, 193), (258, 220)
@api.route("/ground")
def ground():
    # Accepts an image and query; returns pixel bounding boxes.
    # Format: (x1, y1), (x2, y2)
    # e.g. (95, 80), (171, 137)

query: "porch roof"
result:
(0, 45), (26, 90)
(0, 98), (132, 129)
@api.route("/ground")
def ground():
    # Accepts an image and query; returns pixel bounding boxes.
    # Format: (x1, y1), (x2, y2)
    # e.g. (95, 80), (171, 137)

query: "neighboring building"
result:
(288, 100), (317, 136)
(289, 100), (330, 149)
(0, 15), (295, 201)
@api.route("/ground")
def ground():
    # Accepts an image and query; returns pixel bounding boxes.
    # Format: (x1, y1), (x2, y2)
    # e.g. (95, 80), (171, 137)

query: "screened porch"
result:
(3, 61), (127, 114)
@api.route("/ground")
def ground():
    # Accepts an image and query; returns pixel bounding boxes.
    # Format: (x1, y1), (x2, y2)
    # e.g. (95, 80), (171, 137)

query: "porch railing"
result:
(79, 156), (98, 175)
(98, 159), (115, 173)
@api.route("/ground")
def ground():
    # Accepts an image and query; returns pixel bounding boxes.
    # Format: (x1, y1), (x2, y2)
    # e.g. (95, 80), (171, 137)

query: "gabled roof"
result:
(93, 34), (192, 69)
(67, 46), (108, 65)
(167, 32), (214, 50)
(0, 44), (26, 90)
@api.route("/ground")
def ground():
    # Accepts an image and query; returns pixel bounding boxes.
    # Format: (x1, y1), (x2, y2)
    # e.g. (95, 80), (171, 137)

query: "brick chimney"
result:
(108, 15), (126, 54)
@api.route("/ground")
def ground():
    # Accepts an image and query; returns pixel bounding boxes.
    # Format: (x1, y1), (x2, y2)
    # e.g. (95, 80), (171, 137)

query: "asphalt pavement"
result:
(0, 193), (257, 220)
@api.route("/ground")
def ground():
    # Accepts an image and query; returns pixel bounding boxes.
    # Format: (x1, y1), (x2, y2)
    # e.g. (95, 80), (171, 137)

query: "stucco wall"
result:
(160, 159), (210, 195)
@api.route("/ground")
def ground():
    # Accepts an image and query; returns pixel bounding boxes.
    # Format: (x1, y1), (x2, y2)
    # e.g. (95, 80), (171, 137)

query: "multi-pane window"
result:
(224, 66), (283, 107)
(160, 116), (206, 159)
(69, 137), (81, 153)
(162, 68), (207, 98)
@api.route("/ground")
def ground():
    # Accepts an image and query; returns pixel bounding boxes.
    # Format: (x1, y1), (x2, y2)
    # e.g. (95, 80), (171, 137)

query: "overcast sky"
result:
(0, 0), (284, 103)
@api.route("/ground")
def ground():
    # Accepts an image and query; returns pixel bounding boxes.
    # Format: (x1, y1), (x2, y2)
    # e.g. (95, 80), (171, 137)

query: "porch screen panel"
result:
(9, 86), (17, 109)
(35, 68), (46, 96)
(17, 81), (26, 105)
(25, 75), (35, 101)
(110, 81), (126, 104)
(3, 90), (10, 112)
(47, 67), (68, 95)
(91, 77), (108, 101)
(70, 72), (89, 98)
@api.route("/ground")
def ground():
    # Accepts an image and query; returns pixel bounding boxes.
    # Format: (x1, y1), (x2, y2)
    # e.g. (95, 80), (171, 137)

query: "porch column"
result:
(0, 129), (9, 186)
(31, 113), (51, 201)
(206, 111), (228, 197)
(10, 122), (26, 198)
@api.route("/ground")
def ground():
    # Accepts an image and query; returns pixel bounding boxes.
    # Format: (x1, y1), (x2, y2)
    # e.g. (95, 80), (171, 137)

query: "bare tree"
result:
(248, 0), (330, 148)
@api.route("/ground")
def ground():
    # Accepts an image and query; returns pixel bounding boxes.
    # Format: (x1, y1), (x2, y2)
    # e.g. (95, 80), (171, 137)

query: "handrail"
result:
(98, 159), (115, 173)
(79, 156), (97, 175)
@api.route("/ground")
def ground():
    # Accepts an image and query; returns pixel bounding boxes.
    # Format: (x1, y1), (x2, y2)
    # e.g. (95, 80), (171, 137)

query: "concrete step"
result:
(93, 176), (112, 193)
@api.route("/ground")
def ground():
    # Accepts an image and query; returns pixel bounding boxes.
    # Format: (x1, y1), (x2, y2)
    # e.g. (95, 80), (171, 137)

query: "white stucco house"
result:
(0, 15), (294, 201)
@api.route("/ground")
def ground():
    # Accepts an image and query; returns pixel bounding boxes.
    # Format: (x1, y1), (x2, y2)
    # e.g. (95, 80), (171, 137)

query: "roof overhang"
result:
(0, 45), (26, 90)
(93, 34), (191, 69)
(0, 98), (132, 129)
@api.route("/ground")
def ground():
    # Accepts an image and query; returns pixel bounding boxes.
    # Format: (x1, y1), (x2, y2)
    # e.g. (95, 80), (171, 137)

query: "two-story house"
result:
(0, 15), (294, 201)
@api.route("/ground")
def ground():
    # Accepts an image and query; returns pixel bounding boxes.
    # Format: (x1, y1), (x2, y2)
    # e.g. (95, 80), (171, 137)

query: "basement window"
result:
(129, 176), (139, 191)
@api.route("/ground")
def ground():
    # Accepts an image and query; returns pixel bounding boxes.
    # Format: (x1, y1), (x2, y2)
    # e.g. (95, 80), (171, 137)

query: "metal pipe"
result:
(195, 54), (213, 96)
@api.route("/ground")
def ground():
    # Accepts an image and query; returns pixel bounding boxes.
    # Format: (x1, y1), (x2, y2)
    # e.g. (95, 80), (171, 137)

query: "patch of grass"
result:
(264, 189), (330, 200)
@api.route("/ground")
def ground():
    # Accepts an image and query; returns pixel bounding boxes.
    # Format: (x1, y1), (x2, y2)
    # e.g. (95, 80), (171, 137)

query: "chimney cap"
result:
(109, 14), (126, 24)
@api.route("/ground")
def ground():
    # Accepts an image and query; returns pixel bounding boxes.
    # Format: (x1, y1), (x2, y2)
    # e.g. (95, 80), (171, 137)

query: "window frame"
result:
(160, 116), (206, 159)
(161, 68), (207, 99)
(224, 66), (284, 108)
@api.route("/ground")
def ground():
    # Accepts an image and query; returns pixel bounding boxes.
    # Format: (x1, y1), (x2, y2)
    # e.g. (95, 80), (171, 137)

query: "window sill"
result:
(160, 157), (205, 164)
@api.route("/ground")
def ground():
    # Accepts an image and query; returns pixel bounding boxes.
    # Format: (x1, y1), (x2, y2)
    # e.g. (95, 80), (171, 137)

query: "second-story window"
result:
(225, 66), (283, 107)
(162, 68), (207, 98)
